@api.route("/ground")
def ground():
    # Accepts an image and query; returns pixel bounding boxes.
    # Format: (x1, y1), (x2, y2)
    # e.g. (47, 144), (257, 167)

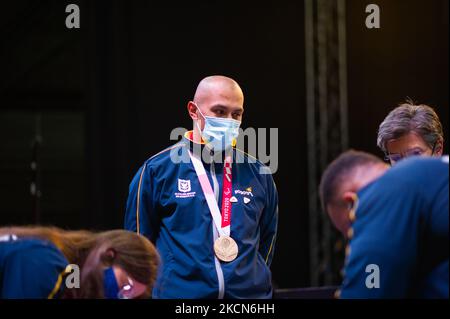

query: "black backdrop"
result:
(0, 0), (448, 289)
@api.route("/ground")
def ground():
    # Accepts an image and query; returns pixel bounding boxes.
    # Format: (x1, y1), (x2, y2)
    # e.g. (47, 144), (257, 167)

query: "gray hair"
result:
(377, 101), (444, 153)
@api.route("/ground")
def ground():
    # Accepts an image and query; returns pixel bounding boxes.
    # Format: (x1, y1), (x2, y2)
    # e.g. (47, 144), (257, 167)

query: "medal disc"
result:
(214, 236), (238, 262)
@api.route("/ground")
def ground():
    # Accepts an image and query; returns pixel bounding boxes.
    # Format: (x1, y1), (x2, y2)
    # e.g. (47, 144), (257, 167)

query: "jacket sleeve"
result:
(258, 174), (279, 267)
(1, 241), (69, 299)
(124, 163), (158, 241)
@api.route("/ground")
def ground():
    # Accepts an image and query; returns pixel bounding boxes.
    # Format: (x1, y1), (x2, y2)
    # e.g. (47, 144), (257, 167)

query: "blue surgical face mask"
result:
(195, 103), (241, 152)
(103, 267), (119, 299)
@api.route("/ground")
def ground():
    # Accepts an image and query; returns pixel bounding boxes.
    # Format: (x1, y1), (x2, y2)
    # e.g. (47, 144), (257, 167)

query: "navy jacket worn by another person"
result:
(124, 131), (279, 299)
(0, 235), (69, 299)
(340, 156), (449, 298)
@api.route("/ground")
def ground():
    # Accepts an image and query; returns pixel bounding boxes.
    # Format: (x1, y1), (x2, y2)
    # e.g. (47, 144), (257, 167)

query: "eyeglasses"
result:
(384, 143), (436, 164)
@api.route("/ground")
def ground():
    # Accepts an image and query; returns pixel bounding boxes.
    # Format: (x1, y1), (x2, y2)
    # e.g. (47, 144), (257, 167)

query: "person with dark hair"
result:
(124, 75), (279, 298)
(319, 150), (449, 298)
(319, 150), (387, 235)
(377, 101), (444, 165)
(0, 226), (159, 299)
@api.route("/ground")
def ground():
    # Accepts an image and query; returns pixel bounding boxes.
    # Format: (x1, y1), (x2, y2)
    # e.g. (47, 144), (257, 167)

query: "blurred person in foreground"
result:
(0, 226), (159, 299)
(319, 150), (448, 298)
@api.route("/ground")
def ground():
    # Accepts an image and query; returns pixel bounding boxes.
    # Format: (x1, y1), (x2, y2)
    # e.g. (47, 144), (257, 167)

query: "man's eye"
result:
(215, 109), (225, 115)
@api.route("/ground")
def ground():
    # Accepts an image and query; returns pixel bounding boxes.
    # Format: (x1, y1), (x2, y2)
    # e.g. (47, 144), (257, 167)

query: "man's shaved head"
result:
(193, 75), (244, 105)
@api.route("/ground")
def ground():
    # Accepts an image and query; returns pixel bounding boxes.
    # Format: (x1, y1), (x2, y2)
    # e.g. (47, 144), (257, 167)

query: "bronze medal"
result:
(214, 236), (238, 262)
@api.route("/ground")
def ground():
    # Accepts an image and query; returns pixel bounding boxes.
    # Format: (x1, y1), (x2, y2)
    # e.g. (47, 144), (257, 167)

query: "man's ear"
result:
(187, 101), (198, 120)
(342, 191), (357, 209)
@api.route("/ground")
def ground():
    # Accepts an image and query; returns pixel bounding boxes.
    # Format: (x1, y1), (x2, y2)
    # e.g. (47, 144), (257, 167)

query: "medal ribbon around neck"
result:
(188, 150), (238, 262)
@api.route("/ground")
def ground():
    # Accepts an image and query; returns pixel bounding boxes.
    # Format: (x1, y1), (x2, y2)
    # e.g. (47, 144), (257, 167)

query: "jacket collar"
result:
(182, 130), (233, 164)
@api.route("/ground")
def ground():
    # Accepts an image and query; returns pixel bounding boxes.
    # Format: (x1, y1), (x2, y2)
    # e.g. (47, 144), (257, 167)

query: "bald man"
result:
(124, 76), (279, 299)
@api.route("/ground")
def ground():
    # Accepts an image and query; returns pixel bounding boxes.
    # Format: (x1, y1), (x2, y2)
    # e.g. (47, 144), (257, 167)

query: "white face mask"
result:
(194, 103), (241, 151)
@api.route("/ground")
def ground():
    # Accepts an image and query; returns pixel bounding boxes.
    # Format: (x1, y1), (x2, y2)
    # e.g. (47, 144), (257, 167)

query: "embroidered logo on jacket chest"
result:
(175, 178), (196, 198)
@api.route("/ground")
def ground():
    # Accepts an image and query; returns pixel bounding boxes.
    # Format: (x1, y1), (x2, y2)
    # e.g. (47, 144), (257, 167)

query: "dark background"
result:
(0, 0), (448, 289)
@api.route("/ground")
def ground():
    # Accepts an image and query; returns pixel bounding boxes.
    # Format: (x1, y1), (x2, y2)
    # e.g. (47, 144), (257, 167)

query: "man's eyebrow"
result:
(210, 104), (227, 110)
(210, 104), (244, 112)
